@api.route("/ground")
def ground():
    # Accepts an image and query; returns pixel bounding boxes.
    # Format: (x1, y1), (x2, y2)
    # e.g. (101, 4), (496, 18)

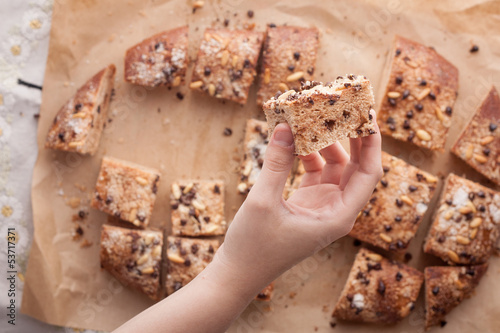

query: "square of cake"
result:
(377, 35), (459, 151)
(45, 64), (116, 155)
(423, 173), (500, 265)
(166, 236), (219, 295)
(349, 152), (438, 251)
(190, 28), (264, 104)
(263, 77), (376, 155)
(257, 26), (320, 106)
(170, 180), (226, 236)
(100, 225), (163, 300)
(332, 248), (423, 324)
(237, 119), (269, 195)
(91, 157), (161, 228)
(451, 87), (499, 185)
(424, 264), (488, 329)
(124, 26), (188, 88)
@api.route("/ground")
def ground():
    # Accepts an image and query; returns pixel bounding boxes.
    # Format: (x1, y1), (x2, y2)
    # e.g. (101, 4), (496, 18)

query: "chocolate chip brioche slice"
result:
(100, 225), (163, 300)
(263, 76), (376, 156)
(332, 248), (423, 324)
(424, 264), (488, 330)
(45, 64), (116, 155)
(451, 87), (500, 185)
(124, 26), (188, 87)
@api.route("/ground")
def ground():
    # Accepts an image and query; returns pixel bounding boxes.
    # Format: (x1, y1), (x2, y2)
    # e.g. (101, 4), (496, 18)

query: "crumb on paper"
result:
(67, 197), (81, 208)
(80, 239), (92, 248)
(74, 183), (87, 192)
(289, 292), (297, 299)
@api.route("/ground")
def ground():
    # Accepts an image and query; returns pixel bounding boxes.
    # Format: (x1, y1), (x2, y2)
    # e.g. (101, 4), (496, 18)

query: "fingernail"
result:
(273, 126), (294, 147)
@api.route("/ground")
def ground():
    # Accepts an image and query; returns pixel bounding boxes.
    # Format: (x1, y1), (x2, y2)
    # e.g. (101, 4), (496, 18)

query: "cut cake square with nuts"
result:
(255, 282), (275, 301)
(45, 64), (116, 155)
(124, 26), (188, 88)
(451, 87), (500, 185)
(257, 26), (320, 106)
(166, 236), (219, 295)
(332, 248), (423, 324)
(424, 264), (488, 330)
(190, 28), (264, 104)
(237, 119), (269, 195)
(91, 156), (161, 228)
(263, 76), (376, 156)
(100, 225), (163, 300)
(170, 180), (226, 236)
(349, 151), (438, 252)
(423, 173), (500, 265)
(377, 35), (459, 151)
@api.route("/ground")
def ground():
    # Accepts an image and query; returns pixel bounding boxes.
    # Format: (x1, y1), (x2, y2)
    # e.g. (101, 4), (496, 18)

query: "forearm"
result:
(114, 245), (266, 333)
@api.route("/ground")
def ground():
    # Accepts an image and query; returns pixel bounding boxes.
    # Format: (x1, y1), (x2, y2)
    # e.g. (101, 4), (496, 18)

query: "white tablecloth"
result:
(0, 1), (99, 332)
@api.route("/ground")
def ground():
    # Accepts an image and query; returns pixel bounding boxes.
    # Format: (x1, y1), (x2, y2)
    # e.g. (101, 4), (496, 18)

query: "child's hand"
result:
(217, 111), (383, 292)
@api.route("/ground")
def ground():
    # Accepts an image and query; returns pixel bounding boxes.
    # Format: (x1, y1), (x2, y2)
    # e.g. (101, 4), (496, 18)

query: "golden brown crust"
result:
(332, 248), (423, 324)
(349, 152), (438, 252)
(451, 87), (500, 185)
(255, 282), (274, 301)
(91, 157), (161, 228)
(170, 180), (226, 236)
(237, 119), (269, 195)
(190, 28), (264, 104)
(424, 264), (488, 330)
(100, 225), (163, 300)
(166, 236), (219, 295)
(423, 173), (500, 265)
(377, 35), (459, 151)
(124, 26), (188, 88)
(45, 64), (116, 155)
(257, 26), (320, 106)
(263, 76), (376, 155)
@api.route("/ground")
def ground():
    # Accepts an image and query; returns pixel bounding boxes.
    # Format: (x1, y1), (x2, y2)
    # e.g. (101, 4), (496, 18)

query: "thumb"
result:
(249, 123), (295, 201)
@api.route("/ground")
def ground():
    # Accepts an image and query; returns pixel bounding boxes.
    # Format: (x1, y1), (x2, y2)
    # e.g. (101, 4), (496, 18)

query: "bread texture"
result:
(100, 225), (163, 300)
(349, 152), (438, 252)
(166, 236), (219, 295)
(424, 264), (488, 330)
(124, 26), (188, 87)
(451, 87), (500, 185)
(237, 119), (269, 195)
(423, 173), (500, 265)
(170, 180), (226, 236)
(45, 64), (115, 155)
(377, 35), (459, 151)
(190, 28), (264, 104)
(332, 248), (423, 324)
(91, 157), (161, 228)
(257, 26), (319, 106)
(263, 76), (376, 156)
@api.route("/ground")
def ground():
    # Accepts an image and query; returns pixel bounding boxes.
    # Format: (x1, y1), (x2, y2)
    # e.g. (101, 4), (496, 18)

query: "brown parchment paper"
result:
(21, 0), (500, 331)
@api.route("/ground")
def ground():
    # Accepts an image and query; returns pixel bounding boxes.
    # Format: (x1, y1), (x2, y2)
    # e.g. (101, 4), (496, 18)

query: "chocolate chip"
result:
(203, 216), (210, 223)
(307, 97), (314, 104)
(416, 173), (424, 182)
(415, 103), (423, 111)
(419, 79), (427, 86)
(381, 179), (388, 187)
(97, 105), (101, 114)
(223, 128), (232, 136)
(344, 83), (352, 88)
(395, 49), (401, 56)
(173, 282), (182, 291)
(395, 199), (403, 207)
(429, 91), (436, 100)
(353, 239), (362, 246)
(105, 196), (113, 204)
(346, 294), (353, 301)
(483, 148), (491, 156)
(469, 45), (479, 53)
(402, 89), (410, 99)
(445, 199), (452, 205)
(455, 216), (463, 223)
(224, 18), (230, 27)
(466, 268), (475, 276)
(394, 215), (402, 222)
(445, 106), (452, 115)
(269, 23), (276, 28)
(406, 110), (413, 119)
(180, 219), (187, 226)
(203, 66), (211, 76)
(377, 280), (386, 295)
(247, 10), (254, 18)
(486, 122), (497, 132)
(432, 286), (440, 295)
(440, 321), (447, 327)
(404, 252), (412, 262)
(307, 67), (314, 75)
(407, 131), (415, 142)
(409, 185), (417, 192)
(137, 213), (146, 222)
(469, 192), (476, 200)
(171, 202), (179, 210)
(403, 120), (410, 129)
(191, 244), (199, 254)
(395, 272), (402, 281)
(477, 190), (486, 198)
(75, 226), (84, 235)
(395, 76), (403, 84)
(438, 235), (446, 243)
(176, 92), (184, 100)
(383, 166), (390, 173)
(287, 65), (295, 72)
(58, 132), (65, 141)
(367, 263), (381, 271)
(293, 52), (300, 60)
(384, 225), (392, 232)
(388, 98), (397, 106)
(78, 210), (86, 219)
(389, 123), (396, 131)
(208, 245), (214, 253)
(184, 259), (191, 267)
(478, 204), (486, 212)
(396, 240), (405, 249)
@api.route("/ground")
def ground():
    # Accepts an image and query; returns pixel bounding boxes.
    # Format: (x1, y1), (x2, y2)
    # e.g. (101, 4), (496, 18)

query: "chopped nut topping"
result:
(416, 88), (431, 101)
(480, 135), (494, 146)
(167, 253), (185, 264)
(387, 91), (401, 99)
(152, 245), (162, 258)
(190, 81), (203, 89)
(444, 210), (454, 220)
(68, 141), (83, 148)
(72, 112), (86, 118)
(416, 129), (431, 141)
(208, 83), (216, 96)
(221, 50), (229, 66)
(237, 182), (248, 193)
(400, 195), (414, 206)
(231, 55), (238, 67)
(183, 183), (194, 194)
(286, 71), (305, 82)
(379, 233), (392, 243)
(193, 0), (204, 9)
(456, 235), (471, 245)
(365, 253), (382, 262)
(458, 206), (473, 214)
(172, 183), (182, 199)
(279, 82), (289, 92)
(137, 253), (149, 265)
(465, 144), (474, 160)
(191, 199), (206, 211)
(470, 217), (483, 228)
(263, 68), (271, 84)
(141, 267), (155, 275)
(435, 106), (444, 121)
(135, 176), (148, 186)
(470, 228), (478, 240)
(447, 250), (460, 263)
(473, 154), (488, 164)
(172, 76), (181, 87)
